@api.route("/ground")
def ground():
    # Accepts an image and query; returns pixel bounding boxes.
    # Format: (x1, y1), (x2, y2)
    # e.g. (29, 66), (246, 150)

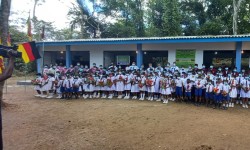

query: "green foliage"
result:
(101, 20), (136, 38)
(14, 58), (36, 75)
(162, 0), (182, 36)
(8, 0), (250, 41)
(8, 25), (37, 73)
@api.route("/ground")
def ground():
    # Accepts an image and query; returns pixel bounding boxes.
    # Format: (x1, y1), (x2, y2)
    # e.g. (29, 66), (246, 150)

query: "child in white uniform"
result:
(138, 73), (147, 100)
(131, 73), (139, 99)
(147, 74), (155, 101)
(106, 73), (116, 99)
(229, 77), (237, 107)
(33, 73), (42, 97)
(116, 72), (125, 99)
(124, 73), (132, 99)
(84, 74), (95, 99)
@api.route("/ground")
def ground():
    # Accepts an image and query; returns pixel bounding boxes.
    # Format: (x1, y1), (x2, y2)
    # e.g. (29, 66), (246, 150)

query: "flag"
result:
(27, 15), (32, 41)
(7, 33), (11, 46)
(40, 25), (45, 40)
(0, 56), (4, 74)
(18, 41), (41, 63)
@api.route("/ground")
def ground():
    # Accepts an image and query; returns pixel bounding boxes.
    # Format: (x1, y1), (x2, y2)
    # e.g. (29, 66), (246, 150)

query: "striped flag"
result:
(0, 56), (4, 74)
(7, 33), (11, 46)
(18, 41), (41, 63)
(40, 25), (45, 40)
(27, 15), (32, 41)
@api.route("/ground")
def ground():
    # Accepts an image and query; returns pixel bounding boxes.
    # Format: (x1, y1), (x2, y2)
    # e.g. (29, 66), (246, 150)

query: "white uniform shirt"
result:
(63, 78), (73, 88)
(206, 84), (214, 93)
(175, 78), (183, 87)
(222, 84), (231, 93)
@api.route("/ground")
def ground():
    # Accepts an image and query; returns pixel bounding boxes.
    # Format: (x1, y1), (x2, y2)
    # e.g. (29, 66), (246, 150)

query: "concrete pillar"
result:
(168, 49), (176, 64)
(195, 49), (204, 68)
(90, 49), (103, 67)
(136, 44), (143, 67)
(236, 42), (242, 72)
(66, 45), (72, 68)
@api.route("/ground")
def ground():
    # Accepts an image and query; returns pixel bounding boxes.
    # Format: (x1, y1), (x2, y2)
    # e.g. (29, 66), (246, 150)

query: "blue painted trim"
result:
(236, 42), (242, 72)
(66, 45), (71, 68)
(36, 37), (250, 46)
(137, 44), (143, 67)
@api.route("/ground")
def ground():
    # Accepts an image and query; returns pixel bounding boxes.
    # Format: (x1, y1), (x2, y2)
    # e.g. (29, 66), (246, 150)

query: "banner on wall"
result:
(212, 58), (232, 67)
(152, 57), (168, 66)
(117, 55), (130, 65)
(176, 49), (195, 67)
(214, 58), (250, 68)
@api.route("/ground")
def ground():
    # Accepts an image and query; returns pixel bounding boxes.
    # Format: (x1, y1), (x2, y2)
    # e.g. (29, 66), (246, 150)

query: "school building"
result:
(35, 35), (250, 73)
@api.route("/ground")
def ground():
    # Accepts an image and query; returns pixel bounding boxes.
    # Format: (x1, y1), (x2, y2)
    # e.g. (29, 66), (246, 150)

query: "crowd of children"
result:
(32, 62), (250, 110)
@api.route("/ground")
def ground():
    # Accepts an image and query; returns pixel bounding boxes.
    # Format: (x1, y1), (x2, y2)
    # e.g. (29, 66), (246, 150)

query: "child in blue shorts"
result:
(175, 76), (183, 102)
(205, 80), (214, 107)
(63, 74), (73, 99)
(184, 79), (192, 103)
(221, 80), (231, 110)
(213, 81), (222, 109)
(195, 77), (204, 106)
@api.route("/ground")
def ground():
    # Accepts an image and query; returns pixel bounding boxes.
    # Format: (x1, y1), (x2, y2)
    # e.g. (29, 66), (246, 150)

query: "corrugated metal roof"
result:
(36, 35), (250, 46)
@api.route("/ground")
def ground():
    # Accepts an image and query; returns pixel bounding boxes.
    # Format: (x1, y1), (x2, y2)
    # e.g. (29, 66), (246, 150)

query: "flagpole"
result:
(25, 64), (27, 92)
(5, 80), (7, 94)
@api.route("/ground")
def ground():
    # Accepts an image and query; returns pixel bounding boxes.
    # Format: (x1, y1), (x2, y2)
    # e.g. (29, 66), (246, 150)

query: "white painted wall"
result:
(242, 42), (250, 50)
(71, 44), (136, 51)
(89, 49), (104, 67)
(42, 42), (242, 67)
(195, 49), (204, 68)
(142, 42), (236, 50)
(168, 49), (176, 64)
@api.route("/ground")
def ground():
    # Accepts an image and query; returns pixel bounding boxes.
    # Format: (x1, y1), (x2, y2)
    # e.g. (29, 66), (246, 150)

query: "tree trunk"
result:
(33, 0), (38, 19)
(0, 0), (12, 46)
(233, 0), (244, 35)
(0, 0), (12, 107)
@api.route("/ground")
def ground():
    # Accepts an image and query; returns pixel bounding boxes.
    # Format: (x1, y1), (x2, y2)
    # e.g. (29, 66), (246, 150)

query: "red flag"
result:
(27, 15), (32, 41)
(18, 41), (41, 63)
(7, 33), (11, 46)
(40, 25), (45, 40)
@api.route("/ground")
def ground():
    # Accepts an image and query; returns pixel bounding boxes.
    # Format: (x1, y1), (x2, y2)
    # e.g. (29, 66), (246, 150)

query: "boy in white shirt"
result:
(63, 75), (73, 99)
(205, 80), (214, 107)
(221, 80), (231, 109)
(175, 76), (183, 102)
(194, 76), (204, 106)
(184, 79), (192, 103)
(213, 80), (222, 109)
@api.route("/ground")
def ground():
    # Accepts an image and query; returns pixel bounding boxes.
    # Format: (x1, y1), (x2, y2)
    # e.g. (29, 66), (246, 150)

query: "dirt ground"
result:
(2, 77), (250, 150)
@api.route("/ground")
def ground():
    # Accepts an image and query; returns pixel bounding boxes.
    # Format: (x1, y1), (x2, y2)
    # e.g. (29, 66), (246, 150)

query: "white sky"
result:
(10, 0), (77, 29)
